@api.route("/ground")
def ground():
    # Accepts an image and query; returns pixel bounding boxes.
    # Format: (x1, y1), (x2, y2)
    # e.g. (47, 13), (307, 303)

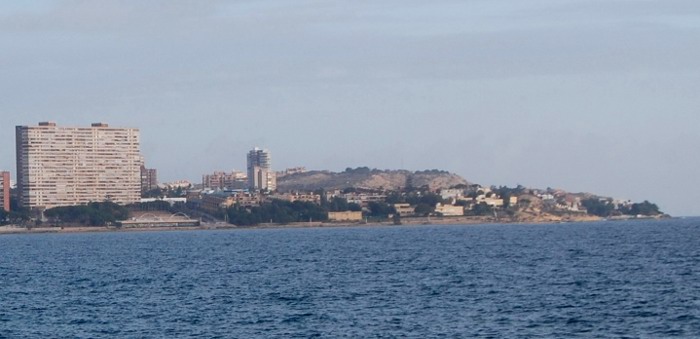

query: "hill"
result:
(276, 167), (469, 192)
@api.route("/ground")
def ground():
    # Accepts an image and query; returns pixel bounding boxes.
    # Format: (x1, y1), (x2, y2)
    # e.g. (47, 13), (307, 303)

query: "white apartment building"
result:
(15, 122), (142, 209)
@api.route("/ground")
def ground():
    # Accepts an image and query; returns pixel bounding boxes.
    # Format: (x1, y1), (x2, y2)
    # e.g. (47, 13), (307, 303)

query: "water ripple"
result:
(1, 219), (699, 337)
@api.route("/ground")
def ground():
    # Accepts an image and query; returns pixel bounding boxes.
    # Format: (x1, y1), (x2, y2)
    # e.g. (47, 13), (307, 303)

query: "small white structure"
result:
(435, 203), (464, 216)
(140, 197), (187, 206)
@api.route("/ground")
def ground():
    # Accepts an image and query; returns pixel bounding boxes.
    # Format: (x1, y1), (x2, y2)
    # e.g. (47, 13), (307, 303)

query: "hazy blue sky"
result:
(1, 0), (699, 216)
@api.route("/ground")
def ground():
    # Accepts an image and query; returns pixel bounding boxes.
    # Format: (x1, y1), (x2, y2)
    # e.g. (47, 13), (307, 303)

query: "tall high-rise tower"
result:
(246, 147), (276, 191)
(15, 122), (142, 209)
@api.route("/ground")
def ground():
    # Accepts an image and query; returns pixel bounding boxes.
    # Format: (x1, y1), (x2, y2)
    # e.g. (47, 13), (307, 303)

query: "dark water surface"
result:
(2, 219), (700, 338)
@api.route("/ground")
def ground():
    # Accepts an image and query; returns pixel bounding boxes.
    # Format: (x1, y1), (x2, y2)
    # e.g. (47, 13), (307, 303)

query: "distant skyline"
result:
(1, 1), (699, 216)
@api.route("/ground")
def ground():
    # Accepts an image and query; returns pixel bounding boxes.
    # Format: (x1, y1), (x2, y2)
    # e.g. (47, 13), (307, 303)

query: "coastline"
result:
(0, 214), (671, 236)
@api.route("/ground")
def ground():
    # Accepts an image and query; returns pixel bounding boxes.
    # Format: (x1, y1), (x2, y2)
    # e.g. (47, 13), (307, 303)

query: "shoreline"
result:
(0, 214), (672, 236)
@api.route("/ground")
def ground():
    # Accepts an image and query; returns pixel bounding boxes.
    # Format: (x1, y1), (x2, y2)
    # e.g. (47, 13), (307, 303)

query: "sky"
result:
(1, 0), (699, 216)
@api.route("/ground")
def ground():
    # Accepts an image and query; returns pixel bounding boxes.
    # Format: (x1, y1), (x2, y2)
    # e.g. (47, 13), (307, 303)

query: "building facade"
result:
(246, 148), (276, 191)
(200, 192), (263, 213)
(267, 192), (321, 204)
(434, 203), (464, 216)
(0, 171), (9, 212)
(202, 171), (247, 190)
(393, 203), (416, 217)
(328, 211), (363, 222)
(140, 165), (158, 195)
(15, 122), (142, 209)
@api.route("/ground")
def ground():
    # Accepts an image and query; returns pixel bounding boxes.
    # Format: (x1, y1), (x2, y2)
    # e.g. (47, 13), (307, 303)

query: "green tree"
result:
(454, 200), (470, 207)
(471, 202), (493, 216)
(367, 202), (394, 218)
(44, 201), (129, 226)
(581, 198), (615, 217)
(626, 201), (661, 216)
(226, 200), (330, 226)
(131, 200), (175, 213)
(385, 192), (403, 204)
(403, 192), (444, 207)
(317, 189), (329, 209)
(329, 197), (349, 212)
(5, 209), (31, 225)
(173, 187), (184, 197)
(142, 187), (164, 198)
(414, 203), (433, 217)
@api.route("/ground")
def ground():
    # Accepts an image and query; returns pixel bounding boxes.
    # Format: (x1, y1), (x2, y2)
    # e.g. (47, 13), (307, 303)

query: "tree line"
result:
(582, 199), (662, 217)
(45, 201), (130, 226)
(226, 200), (328, 226)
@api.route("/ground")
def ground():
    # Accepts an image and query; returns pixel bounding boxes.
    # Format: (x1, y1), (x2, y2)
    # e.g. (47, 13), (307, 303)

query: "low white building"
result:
(140, 197), (187, 206)
(440, 189), (465, 200)
(435, 203), (464, 216)
(477, 196), (504, 207)
(393, 203), (415, 217)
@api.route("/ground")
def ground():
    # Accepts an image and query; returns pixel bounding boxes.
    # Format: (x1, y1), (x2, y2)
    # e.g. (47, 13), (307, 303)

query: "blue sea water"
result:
(1, 219), (700, 338)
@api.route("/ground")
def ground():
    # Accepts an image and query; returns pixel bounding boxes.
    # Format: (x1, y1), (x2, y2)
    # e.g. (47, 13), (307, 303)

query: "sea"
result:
(1, 218), (699, 338)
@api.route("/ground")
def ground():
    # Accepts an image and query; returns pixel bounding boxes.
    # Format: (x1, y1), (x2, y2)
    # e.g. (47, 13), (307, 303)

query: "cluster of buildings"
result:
(193, 190), (320, 214)
(247, 148), (276, 191)
(1, 121), (616, 224)
(200, 148), (277, 191)
(202, 171), (247, 190)
(1, 121), (276, 214)
(189, 183), (525, 221)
